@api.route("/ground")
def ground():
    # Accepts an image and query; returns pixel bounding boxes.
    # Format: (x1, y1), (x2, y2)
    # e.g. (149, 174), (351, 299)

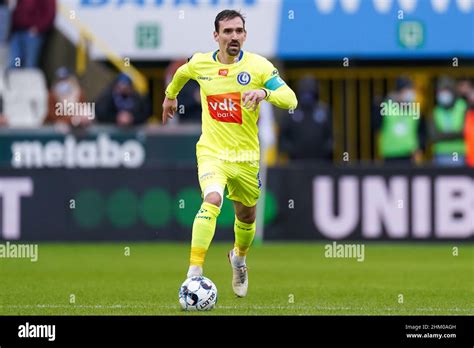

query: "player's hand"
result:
(162, 97), (178, 125)
(242, 89), (266, 111)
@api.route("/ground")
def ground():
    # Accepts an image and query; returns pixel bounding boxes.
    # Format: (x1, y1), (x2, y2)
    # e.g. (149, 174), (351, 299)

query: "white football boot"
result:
(228, 248), (248, 297)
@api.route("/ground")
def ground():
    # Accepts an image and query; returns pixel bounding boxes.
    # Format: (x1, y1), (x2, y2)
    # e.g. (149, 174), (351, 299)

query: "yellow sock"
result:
(189, 202), (220, 266)
(234, 217), (256, 256)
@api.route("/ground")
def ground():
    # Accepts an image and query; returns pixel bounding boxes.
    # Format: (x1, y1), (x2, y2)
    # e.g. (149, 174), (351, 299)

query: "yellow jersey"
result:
(165, 50), (297, 162)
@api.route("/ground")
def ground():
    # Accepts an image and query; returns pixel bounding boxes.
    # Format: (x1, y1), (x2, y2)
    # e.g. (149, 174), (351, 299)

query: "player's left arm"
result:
(242, 58), (297, 112)
(260, 60), (297, 110)
(261, 79), (297, 111)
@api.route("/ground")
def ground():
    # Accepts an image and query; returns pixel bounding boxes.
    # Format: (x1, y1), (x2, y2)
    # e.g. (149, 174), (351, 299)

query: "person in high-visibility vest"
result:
(377, 77), (425, 164)
(430, 77), (467, 167)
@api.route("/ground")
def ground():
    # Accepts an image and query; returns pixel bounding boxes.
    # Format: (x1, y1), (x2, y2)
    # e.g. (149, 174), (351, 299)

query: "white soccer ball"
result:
(178, 276), (218, 311)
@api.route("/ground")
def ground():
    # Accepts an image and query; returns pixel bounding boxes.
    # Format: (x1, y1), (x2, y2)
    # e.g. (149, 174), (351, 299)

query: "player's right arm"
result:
(162, 97), (178, 124)
(162, 57), (196, 124)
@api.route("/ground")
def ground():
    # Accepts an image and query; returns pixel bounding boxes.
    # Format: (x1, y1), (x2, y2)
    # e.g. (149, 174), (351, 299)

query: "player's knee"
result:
(204, 192), (222, 208)
(236, 209), (256, 224)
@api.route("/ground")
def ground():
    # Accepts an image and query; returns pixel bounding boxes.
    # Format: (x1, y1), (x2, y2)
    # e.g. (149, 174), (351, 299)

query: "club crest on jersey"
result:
(237, 72), (251, 85)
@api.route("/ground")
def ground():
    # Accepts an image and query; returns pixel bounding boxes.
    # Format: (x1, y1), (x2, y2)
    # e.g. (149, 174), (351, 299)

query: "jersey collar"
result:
(213, 50), (244, 63)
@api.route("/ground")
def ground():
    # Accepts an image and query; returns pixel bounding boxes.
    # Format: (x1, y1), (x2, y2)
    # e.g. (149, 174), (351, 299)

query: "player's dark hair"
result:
(214, 10), (246, 32)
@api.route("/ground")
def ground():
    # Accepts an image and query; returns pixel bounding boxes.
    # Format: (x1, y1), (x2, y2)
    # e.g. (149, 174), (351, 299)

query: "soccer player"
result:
(162, 9), (297, 297)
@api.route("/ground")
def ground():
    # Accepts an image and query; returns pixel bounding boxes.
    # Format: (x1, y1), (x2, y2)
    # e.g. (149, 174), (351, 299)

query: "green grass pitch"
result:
(1, 242), (472, 315)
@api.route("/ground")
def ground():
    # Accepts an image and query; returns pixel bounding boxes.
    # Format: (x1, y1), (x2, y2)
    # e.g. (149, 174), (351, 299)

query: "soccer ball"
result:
(178, 276), (218, 311)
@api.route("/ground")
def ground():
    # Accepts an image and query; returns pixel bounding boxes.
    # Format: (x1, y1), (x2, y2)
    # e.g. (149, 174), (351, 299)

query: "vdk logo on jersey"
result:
(207, 92), (242, 124)
(237, 72), (251, 85)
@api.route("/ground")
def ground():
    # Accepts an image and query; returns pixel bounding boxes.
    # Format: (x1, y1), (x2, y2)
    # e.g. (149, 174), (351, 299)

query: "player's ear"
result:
(213, 31), (219, 42)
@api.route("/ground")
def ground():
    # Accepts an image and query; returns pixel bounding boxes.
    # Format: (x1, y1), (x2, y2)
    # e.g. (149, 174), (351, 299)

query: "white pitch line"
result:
(0, 304), (472, 313)
(0, 304), (168, 309)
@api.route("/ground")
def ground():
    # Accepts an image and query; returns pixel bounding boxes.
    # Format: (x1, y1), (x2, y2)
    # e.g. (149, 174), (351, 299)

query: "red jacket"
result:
(12, 0), (56, 33)
(465, 110), (474, 167)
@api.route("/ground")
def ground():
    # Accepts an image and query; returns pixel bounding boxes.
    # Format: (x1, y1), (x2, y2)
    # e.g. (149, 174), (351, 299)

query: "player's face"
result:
(214, 17), (246, 57)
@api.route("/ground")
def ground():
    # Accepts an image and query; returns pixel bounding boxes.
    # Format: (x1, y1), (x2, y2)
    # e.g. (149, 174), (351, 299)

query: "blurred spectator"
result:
(456, 77), (472, 103)
(9, 0), (56, 68)
(0, 94), (7, 127)
(375, 77), (425, 164)
(96, 73), (150, 127)
(464, 85), (474, 167)
(45, 66), (92, 128)
(278, 77), (332, 161)
(430, 77), (467, 166)
(165, 59), (201, 124)
(0, 0), (12, 73)
(0, 0), (11, 43)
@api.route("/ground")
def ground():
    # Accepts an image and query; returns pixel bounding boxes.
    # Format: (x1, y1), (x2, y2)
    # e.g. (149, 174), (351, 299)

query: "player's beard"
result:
(226, 42), (240, 57)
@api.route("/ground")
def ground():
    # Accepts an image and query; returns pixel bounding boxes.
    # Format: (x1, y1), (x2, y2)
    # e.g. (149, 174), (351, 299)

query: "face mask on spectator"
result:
(54, 80), (73, 96)
(401, 90), (416, 103)
(437, 91), (454, 107)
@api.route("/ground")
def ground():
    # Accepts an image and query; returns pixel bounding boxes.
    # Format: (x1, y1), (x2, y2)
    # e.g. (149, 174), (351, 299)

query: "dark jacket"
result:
(95, 87), (150, 125)
(279, 102), (333, 161)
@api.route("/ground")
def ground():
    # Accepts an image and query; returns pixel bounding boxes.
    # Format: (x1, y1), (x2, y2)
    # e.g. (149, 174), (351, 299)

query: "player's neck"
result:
(217, 50), (240, 65)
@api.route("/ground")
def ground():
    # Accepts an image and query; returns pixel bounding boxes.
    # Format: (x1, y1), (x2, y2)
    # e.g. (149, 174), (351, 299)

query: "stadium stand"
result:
(3, 68), (47, 127)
